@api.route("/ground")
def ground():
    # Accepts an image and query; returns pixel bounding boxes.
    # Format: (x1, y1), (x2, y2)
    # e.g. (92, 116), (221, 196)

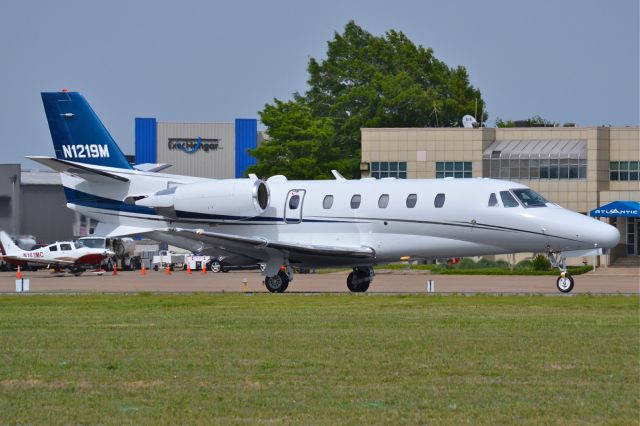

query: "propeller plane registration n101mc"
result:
(0, 231), (113, 276)
(28, 91), (619, 292)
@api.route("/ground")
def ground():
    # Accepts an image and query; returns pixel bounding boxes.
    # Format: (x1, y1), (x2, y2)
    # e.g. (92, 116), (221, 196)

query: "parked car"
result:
(209, 259), (267, 273)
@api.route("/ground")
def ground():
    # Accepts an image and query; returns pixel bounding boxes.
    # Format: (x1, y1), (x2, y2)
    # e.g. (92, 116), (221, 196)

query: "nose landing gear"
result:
(556, 271), (574, 293)
(547, 252), (574, 293)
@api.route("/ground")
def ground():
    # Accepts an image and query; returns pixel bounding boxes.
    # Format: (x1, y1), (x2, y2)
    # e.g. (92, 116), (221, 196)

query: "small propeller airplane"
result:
(0, 231), (114, 276)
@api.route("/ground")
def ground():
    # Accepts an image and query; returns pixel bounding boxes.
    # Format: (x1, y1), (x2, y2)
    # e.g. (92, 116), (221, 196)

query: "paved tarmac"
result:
(1, 267), (638, 294)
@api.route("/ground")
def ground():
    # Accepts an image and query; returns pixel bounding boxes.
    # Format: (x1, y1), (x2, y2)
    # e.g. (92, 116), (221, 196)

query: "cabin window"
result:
(434, 193), (445, 208)
(488, 193), (498, 207)
(60, 243), (72, 251)
(378, 194), (389, 208)
(288, 195), (300, 210)
(511, 188), (548, 207)
(323, 195), (334, 209)
(350, 194), (361, 209)
(500, 191), (519, 208)
(49, 245), (58, 252)
(406, 194), (417, 208)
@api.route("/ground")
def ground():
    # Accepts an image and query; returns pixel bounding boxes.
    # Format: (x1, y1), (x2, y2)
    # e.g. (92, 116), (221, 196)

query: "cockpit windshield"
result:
(511, 188), (549, 207)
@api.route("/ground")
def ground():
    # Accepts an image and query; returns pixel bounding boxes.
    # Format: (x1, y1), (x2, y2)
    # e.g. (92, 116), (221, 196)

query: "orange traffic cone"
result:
(16, 266), (22, 279)
(165, 265), (171, 275)
(187, 264), (192, 275)
(112, 265), (118, 275)
(201, 264), (207, 274)
(140, 264), (146, 276)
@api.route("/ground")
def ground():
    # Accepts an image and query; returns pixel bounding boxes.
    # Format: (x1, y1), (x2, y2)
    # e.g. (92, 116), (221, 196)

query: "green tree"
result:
(251, 21), (487, 178)
(246, 99), (336, 179)
(496, 115), (558, 128)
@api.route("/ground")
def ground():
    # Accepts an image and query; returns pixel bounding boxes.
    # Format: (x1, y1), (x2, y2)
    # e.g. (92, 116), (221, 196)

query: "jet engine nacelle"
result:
(136, 179), (270, 221)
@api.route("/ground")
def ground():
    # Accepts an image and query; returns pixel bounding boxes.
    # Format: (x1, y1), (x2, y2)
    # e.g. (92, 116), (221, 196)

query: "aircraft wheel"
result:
(556, 273), (574, 293)
(265, 270), (289, 293)
(210, 261), (222, 273)
(347, 270), (371, 293)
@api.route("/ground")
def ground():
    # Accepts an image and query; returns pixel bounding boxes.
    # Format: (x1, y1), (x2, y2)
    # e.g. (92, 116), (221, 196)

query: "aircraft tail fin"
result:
(41, 92), (133, 170)
(0, 231), (20, 256)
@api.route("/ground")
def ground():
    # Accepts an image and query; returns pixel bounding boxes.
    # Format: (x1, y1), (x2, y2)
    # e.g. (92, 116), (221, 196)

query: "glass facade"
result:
(371, 162), (407, 179)
(483, 155), (587, 180)
(482, 139), (587, 180)
(435, 162), (472, 178)
(610, 161), (640, 181)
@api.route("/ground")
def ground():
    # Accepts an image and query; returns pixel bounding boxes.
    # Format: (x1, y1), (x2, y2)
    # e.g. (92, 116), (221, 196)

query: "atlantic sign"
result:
(168, 137), (221, 154)
(590, 201), (640, 218)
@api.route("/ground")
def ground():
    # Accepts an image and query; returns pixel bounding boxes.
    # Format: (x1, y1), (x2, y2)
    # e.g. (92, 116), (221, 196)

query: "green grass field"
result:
(0, 294), (638, 424)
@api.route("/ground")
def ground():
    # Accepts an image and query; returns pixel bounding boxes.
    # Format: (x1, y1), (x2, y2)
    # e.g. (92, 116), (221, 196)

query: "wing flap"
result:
(168, 228), (376, 263)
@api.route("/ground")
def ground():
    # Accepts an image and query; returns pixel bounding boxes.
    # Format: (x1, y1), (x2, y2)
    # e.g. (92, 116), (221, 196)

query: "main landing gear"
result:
(547, 252), (574, 293)
(347, 267), (374, 293)
(265, 267), (293, 293)
(263, 265), (376, 294)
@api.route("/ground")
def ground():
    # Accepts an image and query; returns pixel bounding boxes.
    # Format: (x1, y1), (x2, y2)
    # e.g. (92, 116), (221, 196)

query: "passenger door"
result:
(284, 190), (305, 224)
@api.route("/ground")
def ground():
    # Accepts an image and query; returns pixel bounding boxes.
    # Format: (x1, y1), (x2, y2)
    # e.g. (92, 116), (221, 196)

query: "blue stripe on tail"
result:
(41, 92), (133, 169)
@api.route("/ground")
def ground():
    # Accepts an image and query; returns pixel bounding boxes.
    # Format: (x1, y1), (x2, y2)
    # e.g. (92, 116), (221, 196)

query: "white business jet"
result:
(0, 231), (114, 275)
(28, 92), (619, 292)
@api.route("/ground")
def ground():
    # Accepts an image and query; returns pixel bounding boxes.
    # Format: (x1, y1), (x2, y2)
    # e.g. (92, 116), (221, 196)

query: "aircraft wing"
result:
(167, 228), (376, 274)
(26, 156), (129, 183)
(0, 255), (75, 265)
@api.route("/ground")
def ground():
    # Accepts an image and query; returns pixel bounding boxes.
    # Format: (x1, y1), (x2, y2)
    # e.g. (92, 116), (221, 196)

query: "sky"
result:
(0, 0), (638, 168)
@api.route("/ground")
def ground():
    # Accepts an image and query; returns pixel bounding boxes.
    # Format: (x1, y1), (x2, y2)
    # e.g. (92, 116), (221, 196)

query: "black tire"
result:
(347, 270), (370, 293)
(210, 261), (222, 273)
(153, 265), (159, 272)
(556, 273), (574, 293)
(265, 270), (289, 293)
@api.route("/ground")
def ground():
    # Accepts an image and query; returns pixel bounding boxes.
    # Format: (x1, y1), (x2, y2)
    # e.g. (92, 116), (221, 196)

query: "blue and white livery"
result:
(29, 92), (620, 293)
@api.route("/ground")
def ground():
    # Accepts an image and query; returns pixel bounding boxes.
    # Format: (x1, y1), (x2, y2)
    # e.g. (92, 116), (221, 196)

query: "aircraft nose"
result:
(592, 220), (620, 249)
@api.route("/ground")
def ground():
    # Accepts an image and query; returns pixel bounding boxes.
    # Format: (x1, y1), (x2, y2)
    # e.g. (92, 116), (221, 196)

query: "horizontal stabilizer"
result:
(26, 156), (129, 183)
(133, 163), (173, 173)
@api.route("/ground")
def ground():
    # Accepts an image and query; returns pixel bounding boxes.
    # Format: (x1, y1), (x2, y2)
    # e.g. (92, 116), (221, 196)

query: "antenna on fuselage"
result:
(331, 170), (346, 181)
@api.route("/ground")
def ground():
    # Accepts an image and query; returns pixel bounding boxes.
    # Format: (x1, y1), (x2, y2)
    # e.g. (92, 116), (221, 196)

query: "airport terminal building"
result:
(360, 126), (640, 265)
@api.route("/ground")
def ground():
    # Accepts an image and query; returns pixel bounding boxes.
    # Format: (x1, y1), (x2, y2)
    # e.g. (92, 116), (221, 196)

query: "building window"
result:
(371, 162), (407, 179)
(378, 194), (389, 208)
(435, 162), (472, 178)
(611, 161), (640, 181)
